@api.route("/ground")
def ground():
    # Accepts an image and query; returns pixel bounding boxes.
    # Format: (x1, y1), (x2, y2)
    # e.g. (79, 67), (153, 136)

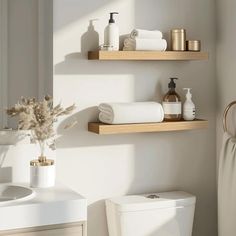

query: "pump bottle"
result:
(183, 88), (196, 121)
(104, 12), (119, 51)
(162, 78), (182, 121)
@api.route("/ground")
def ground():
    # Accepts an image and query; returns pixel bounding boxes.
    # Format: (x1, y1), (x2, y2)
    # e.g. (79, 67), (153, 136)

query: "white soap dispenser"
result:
(183, 88), (196, 121)
(104, 12), (119, 51)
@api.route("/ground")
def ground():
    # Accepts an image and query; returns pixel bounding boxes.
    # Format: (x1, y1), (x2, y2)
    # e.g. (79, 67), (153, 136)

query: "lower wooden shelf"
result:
(88, 51), (209, 61)
(88, 119), (208, 135)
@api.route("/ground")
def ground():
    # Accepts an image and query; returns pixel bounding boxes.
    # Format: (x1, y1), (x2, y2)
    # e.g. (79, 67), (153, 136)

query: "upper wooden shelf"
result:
(88, 51), (209, 61)
(88, 119), (208, 135)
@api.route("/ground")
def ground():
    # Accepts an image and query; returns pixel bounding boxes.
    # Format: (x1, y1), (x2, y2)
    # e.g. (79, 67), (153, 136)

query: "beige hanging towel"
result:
(218, 132), (236, 236)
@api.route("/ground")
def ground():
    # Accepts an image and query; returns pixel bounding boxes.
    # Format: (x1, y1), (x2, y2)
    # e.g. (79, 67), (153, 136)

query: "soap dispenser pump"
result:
(162, 78), (182, 121)
(104, 12), (119, 51)
(183, 88), (196, 121)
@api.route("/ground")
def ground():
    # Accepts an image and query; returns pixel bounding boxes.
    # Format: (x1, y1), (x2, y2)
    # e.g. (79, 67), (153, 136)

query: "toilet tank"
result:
(106, 191), (196, 236)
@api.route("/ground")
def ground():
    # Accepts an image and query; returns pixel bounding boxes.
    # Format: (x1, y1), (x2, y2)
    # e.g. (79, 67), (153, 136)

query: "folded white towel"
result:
(123, 38), (167, 51)
(98, 102), (164, 124)
(130, 29), (163, 39)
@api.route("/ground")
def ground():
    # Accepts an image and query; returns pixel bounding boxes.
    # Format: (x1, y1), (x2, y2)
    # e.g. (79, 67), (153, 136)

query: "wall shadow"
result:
(54, 0), (111, 32)
(54, 54), (174, 75)
(0, 146), (9, 167)
(55, 18), (99, 65)
(0, 167), (12, 183)
(81, 20), (99, 56)
(56, 107), (148, 148)
(0, 146), (12, 183)
(88, 200), (109, 236)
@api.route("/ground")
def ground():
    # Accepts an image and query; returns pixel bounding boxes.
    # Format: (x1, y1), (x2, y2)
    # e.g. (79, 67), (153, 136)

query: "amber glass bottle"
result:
(162, 78), (182, 121)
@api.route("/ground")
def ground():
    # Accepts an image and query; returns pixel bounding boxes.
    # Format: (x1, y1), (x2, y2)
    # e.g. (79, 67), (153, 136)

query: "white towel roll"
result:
(123, 38), (167, 51)
(98, 102), (164, 124)
(130, 29), (163, 39)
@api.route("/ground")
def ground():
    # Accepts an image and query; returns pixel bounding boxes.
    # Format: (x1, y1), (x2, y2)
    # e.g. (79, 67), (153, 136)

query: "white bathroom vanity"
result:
(0, 184), (87, 236)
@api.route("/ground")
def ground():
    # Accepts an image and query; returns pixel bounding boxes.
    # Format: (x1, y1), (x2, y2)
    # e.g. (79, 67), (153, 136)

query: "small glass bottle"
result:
(162, 78), (182, 121)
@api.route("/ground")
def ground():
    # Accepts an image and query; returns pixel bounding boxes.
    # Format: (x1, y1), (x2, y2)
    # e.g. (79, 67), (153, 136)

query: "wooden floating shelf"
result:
(88, 51), (209, 61)
(88, 119), (208, 135)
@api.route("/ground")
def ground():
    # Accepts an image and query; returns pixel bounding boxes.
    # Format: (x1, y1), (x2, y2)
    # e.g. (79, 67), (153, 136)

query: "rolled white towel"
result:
(98, 102), (164, 124)
(123, 38), (167, 51)
(130, 29), (163, 39)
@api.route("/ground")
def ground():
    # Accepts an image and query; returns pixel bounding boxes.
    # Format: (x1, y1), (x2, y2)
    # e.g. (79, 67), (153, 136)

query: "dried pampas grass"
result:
(6, 96), (76, 157)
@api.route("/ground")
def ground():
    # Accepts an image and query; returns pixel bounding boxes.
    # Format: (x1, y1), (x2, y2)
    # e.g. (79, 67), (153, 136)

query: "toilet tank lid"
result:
(106, 191), (196, 212)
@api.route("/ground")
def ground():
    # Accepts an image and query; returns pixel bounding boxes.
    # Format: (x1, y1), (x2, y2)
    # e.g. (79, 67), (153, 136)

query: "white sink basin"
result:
(0, 184), (87, 231)
(0, 185), (34, 205)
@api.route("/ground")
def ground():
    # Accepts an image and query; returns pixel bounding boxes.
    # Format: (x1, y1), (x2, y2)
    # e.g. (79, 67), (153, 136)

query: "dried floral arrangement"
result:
(6, 96), (76, 163)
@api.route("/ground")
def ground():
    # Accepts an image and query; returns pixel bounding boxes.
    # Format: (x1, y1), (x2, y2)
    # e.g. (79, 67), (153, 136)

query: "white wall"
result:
(8, 0), (38, 107)
(8, 0), (53, 127)
(216, 2), (236, 235)
(216, 0), (236, 153)
(0, 0), (53, 183)
(54, 1), (217, 236)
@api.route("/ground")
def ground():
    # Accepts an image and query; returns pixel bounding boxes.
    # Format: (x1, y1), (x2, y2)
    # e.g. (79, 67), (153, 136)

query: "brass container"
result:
(186, 40), (201, 51)
(171, 29), (186, 51)
(30, 157), (54, 166)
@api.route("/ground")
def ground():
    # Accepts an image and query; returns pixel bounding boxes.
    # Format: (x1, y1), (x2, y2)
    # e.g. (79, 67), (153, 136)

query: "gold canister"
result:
(171, 29), (186, 51)
(186, 40), (201, 51)
(30, 158), (54, 166)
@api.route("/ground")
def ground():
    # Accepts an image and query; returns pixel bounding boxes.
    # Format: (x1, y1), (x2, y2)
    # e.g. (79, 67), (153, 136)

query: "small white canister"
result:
(30, 159), (55, 188)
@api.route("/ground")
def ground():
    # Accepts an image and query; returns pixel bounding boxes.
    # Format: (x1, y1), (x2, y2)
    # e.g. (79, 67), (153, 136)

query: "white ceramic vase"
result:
(30, 159), (55, 188)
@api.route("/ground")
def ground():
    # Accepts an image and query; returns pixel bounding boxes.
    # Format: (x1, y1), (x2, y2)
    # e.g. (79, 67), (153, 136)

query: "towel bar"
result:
(223, 101), (236, 132)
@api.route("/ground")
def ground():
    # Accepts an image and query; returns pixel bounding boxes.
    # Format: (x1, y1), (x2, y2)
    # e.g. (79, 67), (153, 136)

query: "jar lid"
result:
(30, 159), (54, 166)
(171, 29), (186, 33)
(187, 40), (201, 43)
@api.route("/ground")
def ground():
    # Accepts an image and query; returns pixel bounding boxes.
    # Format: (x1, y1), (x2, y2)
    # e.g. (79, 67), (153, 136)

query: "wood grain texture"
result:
(7, 227), (82, 236)
(0, 222), (86, 236)
(88, 119), (208, 135)
(88, 51), (209, 61)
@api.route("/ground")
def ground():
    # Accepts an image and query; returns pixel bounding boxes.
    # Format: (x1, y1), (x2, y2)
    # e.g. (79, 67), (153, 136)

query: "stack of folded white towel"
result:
(123, 29), (167, 51)
(98, 102), (164, 124)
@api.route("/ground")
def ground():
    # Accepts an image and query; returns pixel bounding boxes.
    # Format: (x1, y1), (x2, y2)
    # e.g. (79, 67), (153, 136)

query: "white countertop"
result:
(0, 183), (87, 231)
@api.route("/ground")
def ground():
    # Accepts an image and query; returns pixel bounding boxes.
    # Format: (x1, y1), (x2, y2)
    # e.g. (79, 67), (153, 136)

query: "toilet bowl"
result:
(106, 191), (196, 236)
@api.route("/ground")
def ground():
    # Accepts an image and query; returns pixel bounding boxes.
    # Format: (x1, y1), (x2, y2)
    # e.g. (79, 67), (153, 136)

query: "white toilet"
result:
(106, 191), (196, 236)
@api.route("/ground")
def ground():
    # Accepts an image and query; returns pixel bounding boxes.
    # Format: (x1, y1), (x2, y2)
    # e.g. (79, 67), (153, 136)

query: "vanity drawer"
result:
(13, 226), (82, 236)
(1, 222), (86, 236)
